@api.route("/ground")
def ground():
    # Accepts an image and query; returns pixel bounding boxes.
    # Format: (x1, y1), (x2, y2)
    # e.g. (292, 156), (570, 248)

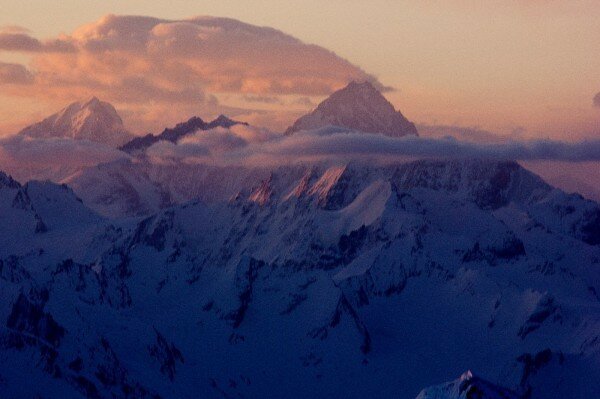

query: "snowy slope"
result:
(1, 159), (599, 398)
(415, 371), (520, 399)
(19, 97), (133, 147)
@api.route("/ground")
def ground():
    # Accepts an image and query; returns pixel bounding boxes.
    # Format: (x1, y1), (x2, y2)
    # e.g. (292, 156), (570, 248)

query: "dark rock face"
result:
(516, 349), (555, 387)
(0, 171), (21, 190)
(0, 256), (32, 284)
(130, 212), (174, 252)
(6, 292), (65, 348)
(392, 159), (551, 211)
(580, 208), (600, 245)
(285, 81), (418, 137)
(227, 257), (264, 328)
(148, 328), (184, 381)
(472, 162), (520, 210)
(120, 115), (248, 154)
(518, 296), (561, 339)
(120, 117), (207, 153)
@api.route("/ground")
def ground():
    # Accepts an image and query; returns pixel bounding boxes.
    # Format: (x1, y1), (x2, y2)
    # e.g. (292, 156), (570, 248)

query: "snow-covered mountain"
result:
(1, 159), (599, 398)
(415, 371), (520, 399)
(120, 115), (248, 154)
(19, 97), (133, 147)
(285, 81), (418, 137)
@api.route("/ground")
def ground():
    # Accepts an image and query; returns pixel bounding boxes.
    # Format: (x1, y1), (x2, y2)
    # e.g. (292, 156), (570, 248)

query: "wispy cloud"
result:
(0, 62), (34, 85)
(242, 95), (283, 105)
(0, 26), (74, 52)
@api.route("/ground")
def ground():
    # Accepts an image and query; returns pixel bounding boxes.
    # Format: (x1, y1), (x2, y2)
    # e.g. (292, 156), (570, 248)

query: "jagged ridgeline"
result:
(1, 157), (599, 398)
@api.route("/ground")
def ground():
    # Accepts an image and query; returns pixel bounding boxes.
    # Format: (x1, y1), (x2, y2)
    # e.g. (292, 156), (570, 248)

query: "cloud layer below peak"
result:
(142, 126), (600, 166)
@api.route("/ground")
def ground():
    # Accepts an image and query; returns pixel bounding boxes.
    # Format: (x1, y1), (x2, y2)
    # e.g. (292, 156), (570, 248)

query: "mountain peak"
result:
(0, 170), (20, 189)
(83, 96), (101, 107)
(19, 97), (132, 147)
(285, 80), (418, 137)
(342, 80), (379, 93)
(207, 114), (248, 129)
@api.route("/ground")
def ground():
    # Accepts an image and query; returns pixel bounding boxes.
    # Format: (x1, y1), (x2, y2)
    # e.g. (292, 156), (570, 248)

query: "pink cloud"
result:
(0, 14), (383, 132)
(0, 26), (74, 52)
(0, 62), (34, 85)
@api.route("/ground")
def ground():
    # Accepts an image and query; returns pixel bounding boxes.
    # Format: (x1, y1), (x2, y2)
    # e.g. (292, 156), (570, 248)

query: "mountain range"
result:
(1, 157), (600, 398)
(1, 82), (599, 399)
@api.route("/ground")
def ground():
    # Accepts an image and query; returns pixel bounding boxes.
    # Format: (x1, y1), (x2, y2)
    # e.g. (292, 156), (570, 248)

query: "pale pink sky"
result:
(0, 1), (599, 139)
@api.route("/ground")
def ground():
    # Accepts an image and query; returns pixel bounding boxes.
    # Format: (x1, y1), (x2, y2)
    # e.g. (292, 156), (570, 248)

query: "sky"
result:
(0, 0), (599, 140)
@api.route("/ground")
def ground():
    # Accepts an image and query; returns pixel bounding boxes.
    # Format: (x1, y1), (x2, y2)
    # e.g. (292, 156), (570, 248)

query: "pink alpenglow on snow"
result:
(286, 81), (418, 137)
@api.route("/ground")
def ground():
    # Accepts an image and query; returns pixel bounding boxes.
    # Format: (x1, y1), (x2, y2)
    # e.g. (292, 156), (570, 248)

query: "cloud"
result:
(242, 95), (283, 105)
(0, 62), (34, 85)
(0, 26), (74, 52)
(0, 14), (382, 131)
(416, 124), (505, 143)
(293, 97), (316, 107)
(248, 129), (600, 163)
(146, 124), (278, 163)
(0, 26), (31, 34)
(416, 124), (532, 143)
(594, 92), (600, 108)
(143, 125), (600, 166)
(0, 135), (128, 182)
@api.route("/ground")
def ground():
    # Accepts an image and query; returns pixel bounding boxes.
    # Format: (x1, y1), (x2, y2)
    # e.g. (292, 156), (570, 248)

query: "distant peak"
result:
(214, 114), (230, 122)
(186, 116), (205, 125)
(207, 114), (248, 129)
(82, 96), (105, 109)
(345, 80), (377, 91)
(0, 170), (20, 189)
(459, 370), (474, 382)
(85, 96), (101, 104)
(18, 97), (131, 147)
(285, 80), (418, 137)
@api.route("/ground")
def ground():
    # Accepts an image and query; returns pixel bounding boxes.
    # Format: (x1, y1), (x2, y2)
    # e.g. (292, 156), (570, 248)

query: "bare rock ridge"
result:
(285, 81), (418, 137)
(19, 97), (133, 147)
(119, 114), (248, 154)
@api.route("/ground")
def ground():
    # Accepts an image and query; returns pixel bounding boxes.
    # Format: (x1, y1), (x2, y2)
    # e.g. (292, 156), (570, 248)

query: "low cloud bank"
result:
(2, 126), (598, 183)
(0, 135), (128, 182)
(146, 126), (600, 165)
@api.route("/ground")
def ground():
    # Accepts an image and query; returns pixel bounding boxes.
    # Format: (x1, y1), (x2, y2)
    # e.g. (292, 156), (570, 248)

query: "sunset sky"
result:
(1, 0), (599, 139)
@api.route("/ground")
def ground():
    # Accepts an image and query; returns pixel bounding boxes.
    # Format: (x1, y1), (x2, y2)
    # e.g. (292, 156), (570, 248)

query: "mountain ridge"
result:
(119, 115), (248, 154)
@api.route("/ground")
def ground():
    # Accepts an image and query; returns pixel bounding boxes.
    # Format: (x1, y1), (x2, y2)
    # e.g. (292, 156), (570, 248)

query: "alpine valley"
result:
(0, 83), (599, 399)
